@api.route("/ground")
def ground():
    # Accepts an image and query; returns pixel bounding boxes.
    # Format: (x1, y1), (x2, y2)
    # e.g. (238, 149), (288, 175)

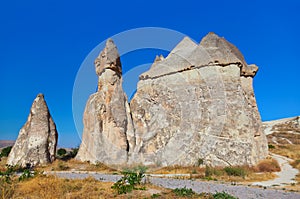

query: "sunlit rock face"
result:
(76, 39), (135, 165)
(7, 94), (58, 167)
(77, 33), (268, 167)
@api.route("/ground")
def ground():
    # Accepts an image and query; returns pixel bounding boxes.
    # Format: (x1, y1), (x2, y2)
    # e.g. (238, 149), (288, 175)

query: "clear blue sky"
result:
(0, 0), (299, 147)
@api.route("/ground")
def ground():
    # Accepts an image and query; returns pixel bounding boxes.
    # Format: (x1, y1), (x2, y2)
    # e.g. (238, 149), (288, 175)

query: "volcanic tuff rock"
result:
(263, 116), (300, 145)
(77, 32), (268, 167)
(7, 94), (58, 167)
(76, 39), (134, 165)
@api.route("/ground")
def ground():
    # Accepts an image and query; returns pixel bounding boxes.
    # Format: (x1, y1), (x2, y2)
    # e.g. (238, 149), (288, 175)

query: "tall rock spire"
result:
(76, 39), (135, 165)
(7, 94), (58, 167)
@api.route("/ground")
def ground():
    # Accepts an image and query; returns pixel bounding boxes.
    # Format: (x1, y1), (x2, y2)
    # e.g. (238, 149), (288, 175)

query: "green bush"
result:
(173, 187), (195, 197)
(213, 191), (237, 199)
(111, 166), (146, 194)
(69, 147), (79, 158)
(0, 146), (13, 157)
(223, 167), (246, 177)
(57, 148), (67, 156)
(205, 166), (223, 177)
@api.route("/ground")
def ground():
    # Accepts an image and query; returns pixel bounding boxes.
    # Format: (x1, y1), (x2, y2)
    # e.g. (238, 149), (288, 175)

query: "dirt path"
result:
(252, 153), (299, 187)
(46, 171), (300, 199)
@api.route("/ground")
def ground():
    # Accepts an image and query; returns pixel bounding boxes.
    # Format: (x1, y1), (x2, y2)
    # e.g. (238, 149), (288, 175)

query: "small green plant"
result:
(111, 166), (147, 194)
(173, 186), (195, 197)
(151, 193), (161, 198)
(197, 158), (204, 166)
(268, 144), (275, 149)
(0, 146), (13, 157)
(18, 169), (37, 181)
(224, 167), (246, 177)
(0, 165), (21, 183)
(213, 191), (237, 199)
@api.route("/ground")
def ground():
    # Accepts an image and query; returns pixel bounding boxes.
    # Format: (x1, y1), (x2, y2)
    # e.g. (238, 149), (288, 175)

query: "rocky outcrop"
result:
(263, 116), (300, 145)
(129, 32), (268, 167)
(76, 39), (134, 165)
(7, 94), (58, 167)
(77, 33), (268, 167)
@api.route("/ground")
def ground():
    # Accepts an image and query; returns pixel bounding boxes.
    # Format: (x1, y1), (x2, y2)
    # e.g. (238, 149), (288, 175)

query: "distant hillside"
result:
(263, 116), (300, 145)
(0, 140), (15, 148)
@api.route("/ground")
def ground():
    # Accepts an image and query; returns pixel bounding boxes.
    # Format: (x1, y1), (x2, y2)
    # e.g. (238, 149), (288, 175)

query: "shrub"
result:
(224, 167), (246, 177)
(57, 148), (67, 157)
(213, 191), (237, 199)
(69, 147), (79, 158)
(111, 166), (146, 194)
(205, 166), (223, 177)
(173, 187), (195, 197)
(256, 159), (280, 172)
(0, 146), (13, 157)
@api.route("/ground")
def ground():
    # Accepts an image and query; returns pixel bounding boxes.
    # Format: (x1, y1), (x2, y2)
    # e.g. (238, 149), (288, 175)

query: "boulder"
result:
(7, 94), (58, 167)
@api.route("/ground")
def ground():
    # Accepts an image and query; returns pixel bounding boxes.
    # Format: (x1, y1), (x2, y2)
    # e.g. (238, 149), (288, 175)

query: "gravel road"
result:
(46, 171), (300, 199)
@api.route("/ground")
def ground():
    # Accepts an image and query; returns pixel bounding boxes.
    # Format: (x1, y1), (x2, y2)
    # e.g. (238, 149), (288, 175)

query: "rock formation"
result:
(76, 39), (135, 165)
(7, 94), (58, 167)
(263, 116), (300, 145)
(77, 32), (268, 167)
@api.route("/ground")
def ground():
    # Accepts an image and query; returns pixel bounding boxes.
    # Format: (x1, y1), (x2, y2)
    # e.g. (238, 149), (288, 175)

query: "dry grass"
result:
(35, 159), (117, 173)
(0, 157), (7, 171)
(151, 165), (205, 175)
(1, 174), (215, 199)
(269, 144), (300, 160)
(255, 158), (281, 172)
(151, 163), (278, 183)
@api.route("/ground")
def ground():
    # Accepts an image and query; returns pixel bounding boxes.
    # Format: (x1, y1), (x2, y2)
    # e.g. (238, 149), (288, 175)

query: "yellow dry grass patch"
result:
(2, 175), (212, 199)
(269, 144), (300, 160)
(151, 163), (278, 183)
(0, 157), (7, 171)
(13, 175), (115, 199)
(36, 159), (117, 173)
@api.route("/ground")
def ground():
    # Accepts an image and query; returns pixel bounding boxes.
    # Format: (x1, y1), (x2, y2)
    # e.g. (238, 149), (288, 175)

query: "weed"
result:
(151, 193), (161, 198)
(172, 186), (195, 197)
(197, 158), (204, 166)
(213, 191), (237, 199)
(224, 167), (246, 177)
(111, 166), (146, 194)
(268, 144), (275, 149)
(18, 169), (37, 181)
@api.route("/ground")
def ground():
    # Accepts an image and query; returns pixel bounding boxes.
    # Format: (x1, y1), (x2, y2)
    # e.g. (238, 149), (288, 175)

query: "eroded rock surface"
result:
(263, 116), (300, 145)
(76, 39), (134, 165)
(77, 33), (268, 167)
(7, 94), (58, 167)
